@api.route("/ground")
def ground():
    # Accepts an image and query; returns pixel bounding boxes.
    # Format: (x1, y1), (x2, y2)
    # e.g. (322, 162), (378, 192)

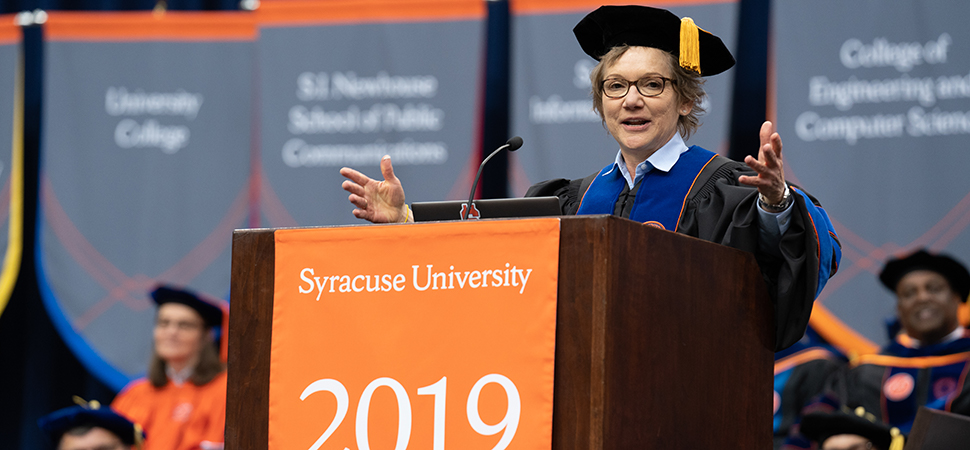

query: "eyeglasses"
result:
(602, 76), (675, 98)
(155, 318), (203, 331)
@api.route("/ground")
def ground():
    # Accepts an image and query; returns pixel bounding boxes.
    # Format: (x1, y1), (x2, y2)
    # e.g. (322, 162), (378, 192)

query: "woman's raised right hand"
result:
(339, 155), (408, 224)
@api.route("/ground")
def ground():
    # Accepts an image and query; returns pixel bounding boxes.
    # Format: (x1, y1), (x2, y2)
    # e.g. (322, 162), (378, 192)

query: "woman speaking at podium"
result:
(339, 5), (840, 351)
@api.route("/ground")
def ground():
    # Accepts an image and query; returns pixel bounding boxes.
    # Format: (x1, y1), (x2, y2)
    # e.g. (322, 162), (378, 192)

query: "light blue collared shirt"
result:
(610, 133), (792, 245)
(613, 132), (688, 189)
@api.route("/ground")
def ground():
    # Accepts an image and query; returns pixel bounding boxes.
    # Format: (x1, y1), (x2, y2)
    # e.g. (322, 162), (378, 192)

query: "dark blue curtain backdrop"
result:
(0, 1), (769, 448)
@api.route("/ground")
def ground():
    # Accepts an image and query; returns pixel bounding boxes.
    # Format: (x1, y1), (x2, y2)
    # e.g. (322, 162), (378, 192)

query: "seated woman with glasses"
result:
(112, 286), (227, 450)
(339, 5), (841, 351)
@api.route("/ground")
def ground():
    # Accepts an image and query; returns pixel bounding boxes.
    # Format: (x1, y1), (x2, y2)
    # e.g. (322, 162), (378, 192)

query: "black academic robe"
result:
(525, 156), (840, 351)
(837, 332), (970, 434)
(772, 343), (846, 449)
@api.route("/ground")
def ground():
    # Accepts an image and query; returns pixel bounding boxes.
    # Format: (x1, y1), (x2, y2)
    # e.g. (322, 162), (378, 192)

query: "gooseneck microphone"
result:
(463, 136), (524, 220)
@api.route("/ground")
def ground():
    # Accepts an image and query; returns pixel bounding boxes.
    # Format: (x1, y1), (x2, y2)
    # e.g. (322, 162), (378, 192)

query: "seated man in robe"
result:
(837, 249), (970, 433)
(38, 398), (145, 450)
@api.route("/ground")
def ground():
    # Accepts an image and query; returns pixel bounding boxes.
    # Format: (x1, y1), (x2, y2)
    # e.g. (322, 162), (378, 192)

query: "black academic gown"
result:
(836, 332), (970, 434)
(772, 343), (846, 449)
(525, 157), (840, 351)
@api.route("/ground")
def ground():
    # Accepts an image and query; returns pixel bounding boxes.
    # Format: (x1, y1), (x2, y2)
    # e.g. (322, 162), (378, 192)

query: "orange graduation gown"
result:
(112, 371), (227, 450)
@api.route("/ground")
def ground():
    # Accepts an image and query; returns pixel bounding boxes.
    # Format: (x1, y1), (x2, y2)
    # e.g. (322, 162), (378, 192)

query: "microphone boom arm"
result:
(463, 136), (523, 220)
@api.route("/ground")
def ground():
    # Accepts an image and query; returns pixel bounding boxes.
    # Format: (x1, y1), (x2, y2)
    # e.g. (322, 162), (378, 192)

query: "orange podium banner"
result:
(270, 218), (561, 450)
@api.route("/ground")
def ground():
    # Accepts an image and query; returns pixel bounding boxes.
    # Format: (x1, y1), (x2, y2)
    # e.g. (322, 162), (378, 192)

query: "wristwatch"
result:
(759, 185), (792, 213)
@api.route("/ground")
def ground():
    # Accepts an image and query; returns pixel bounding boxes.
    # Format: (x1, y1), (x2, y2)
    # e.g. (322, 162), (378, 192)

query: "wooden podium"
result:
(904, 407), (970, 450)
(226, 215), (774, 449)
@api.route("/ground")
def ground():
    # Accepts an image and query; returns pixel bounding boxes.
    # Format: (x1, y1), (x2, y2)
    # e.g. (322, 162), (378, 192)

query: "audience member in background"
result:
(836, 249), (970, 433)
(38, 398), (145, 450)
(112, 286), (227, 450)
(772, 331), (846, 448)
(800, 406), (904, 450)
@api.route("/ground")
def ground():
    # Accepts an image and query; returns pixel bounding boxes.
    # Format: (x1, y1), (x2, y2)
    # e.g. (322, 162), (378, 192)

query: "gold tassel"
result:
(854, 406), (877, 422)
(153, 0), (167, 17)
(679, 17), (701, 74)
(73, 396), (142, 450)
(72, 396), (100, 410)
(889, 427), (904, 450)
(134, 423), (145, 450)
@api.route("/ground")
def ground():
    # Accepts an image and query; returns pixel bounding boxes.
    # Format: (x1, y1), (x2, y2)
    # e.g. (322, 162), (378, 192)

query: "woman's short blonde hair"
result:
(589, 45), (707, 140)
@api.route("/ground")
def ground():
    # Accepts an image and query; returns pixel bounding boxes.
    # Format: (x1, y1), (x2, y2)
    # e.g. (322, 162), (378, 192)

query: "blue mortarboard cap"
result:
(801, 407), (904, 450)
(38, 399), (145, 446)
(151, 285), (223, 328)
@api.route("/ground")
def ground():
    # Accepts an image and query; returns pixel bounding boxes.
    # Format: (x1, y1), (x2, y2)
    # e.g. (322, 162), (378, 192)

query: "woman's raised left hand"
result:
(739, 121), (787, 204)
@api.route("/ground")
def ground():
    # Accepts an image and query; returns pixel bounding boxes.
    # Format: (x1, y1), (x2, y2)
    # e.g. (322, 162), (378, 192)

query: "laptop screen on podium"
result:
(411, 196), (562, 222)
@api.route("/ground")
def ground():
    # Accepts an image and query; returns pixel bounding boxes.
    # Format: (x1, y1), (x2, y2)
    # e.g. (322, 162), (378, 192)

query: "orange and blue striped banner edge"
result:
(0, 15), (20, 45)
(257, 0), (486, 27)
(0, 39), (24, 319)
(44, 11), (257, 42)
(810, 305), (880, 357)
(511, 0), (734, 16)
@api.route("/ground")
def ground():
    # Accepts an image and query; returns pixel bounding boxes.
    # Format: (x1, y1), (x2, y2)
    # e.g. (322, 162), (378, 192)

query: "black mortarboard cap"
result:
(879, 249), (970, 302)
(801, 407), (903, 450)
(573, 5), (735, 76)
(151, 285), (224, 328)
(38, 400), (145, 447)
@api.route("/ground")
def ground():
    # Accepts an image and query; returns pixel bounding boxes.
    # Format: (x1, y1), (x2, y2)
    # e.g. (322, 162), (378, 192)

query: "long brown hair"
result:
(148, 328), (225, 388)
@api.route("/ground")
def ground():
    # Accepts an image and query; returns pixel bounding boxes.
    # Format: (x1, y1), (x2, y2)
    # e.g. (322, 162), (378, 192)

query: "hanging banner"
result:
(271, 219), (560, 450)
(774, 0), (970, 353)
(0, 17), (23, 319)
(508, 0), (738, 194)
(256, 0), (486, 228)
(39, 12), (255, 390)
